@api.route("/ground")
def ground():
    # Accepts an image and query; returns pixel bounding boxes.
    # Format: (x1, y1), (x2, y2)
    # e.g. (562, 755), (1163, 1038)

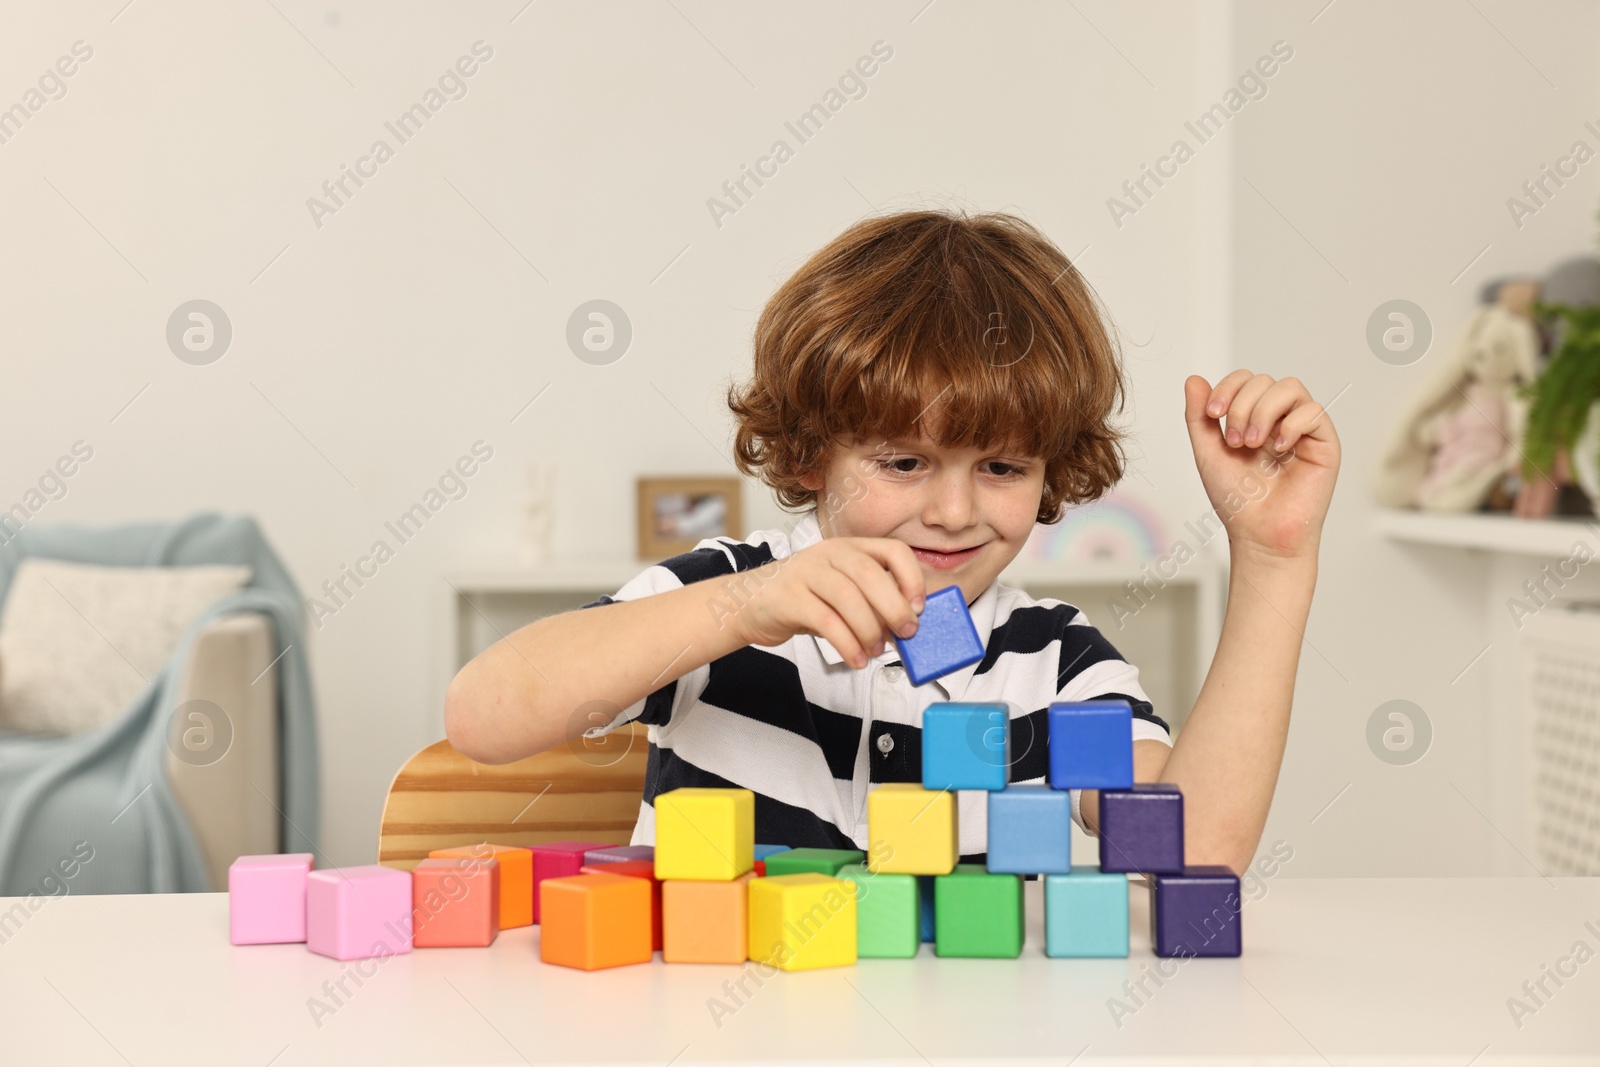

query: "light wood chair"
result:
(376, 723), (649, 870)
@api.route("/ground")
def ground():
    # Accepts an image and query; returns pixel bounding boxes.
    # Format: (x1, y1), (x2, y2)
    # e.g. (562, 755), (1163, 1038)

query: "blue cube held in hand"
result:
(894, 585), (985, 686)
(1048, 700), (1134, 790)
(986, 784), (1072, 875)
(922, 703), (1009, 791)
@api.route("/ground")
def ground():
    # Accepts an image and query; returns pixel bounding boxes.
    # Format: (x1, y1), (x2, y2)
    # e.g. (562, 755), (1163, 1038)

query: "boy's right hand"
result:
(727, 538), (926, 669)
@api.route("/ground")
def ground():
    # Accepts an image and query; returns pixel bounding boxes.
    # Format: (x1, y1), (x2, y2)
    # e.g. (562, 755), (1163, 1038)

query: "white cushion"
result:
(0, 559), (252, 736)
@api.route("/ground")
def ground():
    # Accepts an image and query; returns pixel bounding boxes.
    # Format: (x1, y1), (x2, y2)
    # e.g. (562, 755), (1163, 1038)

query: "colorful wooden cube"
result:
(1151, 865), (1242, 958)
(837, 864), (919, 958)
(922, 702), (1009, 791)
(1044, 871), (1128, 957)
(1048, 700), (1134, 789)
(579, 860), (661, 950)
(412, 857), (500, 948)
(753, 844), (791, 860)
(934, 864), (1023, 958)
(228, 853), (314, 945)
(748, 874), (857, 971)
(893, 584), (985, 686)
(866, 783), (958, 875)
(538, 872), (653, 970)
(987, 784), (1072, 875)
(529, 840), (609, 922)
(428, 843), (533, 929)
(653, 788), (754, 881)
(661, 871), (757, 963)
(1097, 784), (1184, 875)
(583, 845), (654, 866)
(306, 865), (413, 961)
(761, 847), (865, 877)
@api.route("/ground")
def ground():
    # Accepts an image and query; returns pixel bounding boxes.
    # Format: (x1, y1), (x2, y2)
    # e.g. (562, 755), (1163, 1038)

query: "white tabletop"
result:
(2, 877), (1597, 1065)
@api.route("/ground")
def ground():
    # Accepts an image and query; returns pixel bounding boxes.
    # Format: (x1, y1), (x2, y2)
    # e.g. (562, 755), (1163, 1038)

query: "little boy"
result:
(446, 209), (1338, 875)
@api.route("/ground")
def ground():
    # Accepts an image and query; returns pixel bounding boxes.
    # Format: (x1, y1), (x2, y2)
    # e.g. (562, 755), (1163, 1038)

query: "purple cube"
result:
(1151, 865), (1242, 957)
(229, 853), (314, 945)
(306, 865), (414, 961)
(1097, 783), (1184, 874)
(583, 845), (654, 866)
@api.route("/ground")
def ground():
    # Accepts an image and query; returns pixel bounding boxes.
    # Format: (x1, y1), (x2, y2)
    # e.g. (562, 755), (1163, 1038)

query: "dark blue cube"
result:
(1151, 865), (1242, 957)
(918, 874), (935, 942)
(894, 584), (984, 686)
(1048, 700), (1134, 789)
(1097, 783), (1184, 874)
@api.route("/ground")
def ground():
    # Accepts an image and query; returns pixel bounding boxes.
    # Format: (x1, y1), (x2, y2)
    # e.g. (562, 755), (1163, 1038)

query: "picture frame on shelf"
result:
(636, 476), (742, 560)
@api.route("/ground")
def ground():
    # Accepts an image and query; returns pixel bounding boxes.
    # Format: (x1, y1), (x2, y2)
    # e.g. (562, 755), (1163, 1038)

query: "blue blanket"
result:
(0, 513), (319, 895)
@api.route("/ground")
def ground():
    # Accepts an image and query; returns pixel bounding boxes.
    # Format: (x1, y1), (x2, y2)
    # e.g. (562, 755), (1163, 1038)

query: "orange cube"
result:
(429, 844), (533, 929)
(412, 858), (499, 947)
(539, 873), (652, 970)
(662, 871), (757, 964)
(579, 860), (662, 951)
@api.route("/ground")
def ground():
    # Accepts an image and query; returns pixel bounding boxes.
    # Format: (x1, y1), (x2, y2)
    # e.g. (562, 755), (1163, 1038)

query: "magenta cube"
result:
(229, 853), (315, 945)
(306, 865), (414, 961)
(529, 840), (609, 923)
(583, 845), (654, 866)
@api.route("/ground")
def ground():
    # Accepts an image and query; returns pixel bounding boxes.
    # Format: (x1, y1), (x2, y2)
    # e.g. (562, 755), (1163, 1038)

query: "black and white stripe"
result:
(578, 509), (1171, 859)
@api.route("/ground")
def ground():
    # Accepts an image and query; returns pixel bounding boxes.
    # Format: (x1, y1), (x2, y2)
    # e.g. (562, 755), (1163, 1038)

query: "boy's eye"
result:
(880, 457), (921, 474)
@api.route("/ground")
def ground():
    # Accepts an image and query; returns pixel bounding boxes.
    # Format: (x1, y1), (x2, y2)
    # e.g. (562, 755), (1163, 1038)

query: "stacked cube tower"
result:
(227, 586), (1242, 967)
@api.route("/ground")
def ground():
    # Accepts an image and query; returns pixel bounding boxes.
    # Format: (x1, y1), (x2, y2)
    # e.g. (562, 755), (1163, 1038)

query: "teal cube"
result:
(1044, 871), (1129, 957)
(933, 864), (1023, 957)
(762, 847), (864, 877)
(838, 864), (919, 958)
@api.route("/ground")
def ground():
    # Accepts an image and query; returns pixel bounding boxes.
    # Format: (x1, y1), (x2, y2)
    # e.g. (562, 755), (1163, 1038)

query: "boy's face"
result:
(800, 434), (1045, 606)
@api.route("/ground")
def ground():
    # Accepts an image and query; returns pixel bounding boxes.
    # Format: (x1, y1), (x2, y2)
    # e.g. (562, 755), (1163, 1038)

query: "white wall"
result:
(9, 0), (1582, 876)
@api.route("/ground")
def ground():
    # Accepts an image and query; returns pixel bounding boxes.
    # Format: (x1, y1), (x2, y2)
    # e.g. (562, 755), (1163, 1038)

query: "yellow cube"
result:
(867, 783), (958, 875)
(748, 873), (857, 971)
(653, 787), (754, 881)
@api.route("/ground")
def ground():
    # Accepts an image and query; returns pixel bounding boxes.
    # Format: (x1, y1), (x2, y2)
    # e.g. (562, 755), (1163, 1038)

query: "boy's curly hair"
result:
(726, 208), (1130, 526)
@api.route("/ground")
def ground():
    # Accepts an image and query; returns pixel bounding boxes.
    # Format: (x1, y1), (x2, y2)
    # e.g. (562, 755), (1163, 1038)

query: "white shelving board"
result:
(1373, 507), (1600, 556)
(439, 555), (1224, 737)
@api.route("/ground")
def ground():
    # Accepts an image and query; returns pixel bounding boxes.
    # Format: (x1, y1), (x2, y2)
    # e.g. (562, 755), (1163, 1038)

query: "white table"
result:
(2, 877), (1597, 1065)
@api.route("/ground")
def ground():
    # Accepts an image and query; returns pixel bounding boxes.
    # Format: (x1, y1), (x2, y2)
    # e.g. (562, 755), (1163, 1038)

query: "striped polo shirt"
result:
(579, 507), (1171, 860)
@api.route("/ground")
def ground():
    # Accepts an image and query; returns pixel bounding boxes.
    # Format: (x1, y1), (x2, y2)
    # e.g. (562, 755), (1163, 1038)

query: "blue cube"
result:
(895, 584), (985, 686)
(986, 784), (1072, 874)
(922, 703), (1009, 791)
(1151, 866), (1242, 957)
(1048, 700), (1134, 790)
(1044, 871), (1129, 957)
(1097, 783), (1184, 874)
(752, 844), (790, 860)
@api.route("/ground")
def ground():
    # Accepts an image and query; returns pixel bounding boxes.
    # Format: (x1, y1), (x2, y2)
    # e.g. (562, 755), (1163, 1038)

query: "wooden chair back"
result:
(376, 723), (648, 870)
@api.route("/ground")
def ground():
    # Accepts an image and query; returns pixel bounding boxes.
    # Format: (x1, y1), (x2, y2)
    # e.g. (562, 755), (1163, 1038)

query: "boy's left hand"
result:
(1183, 372), (1340, 563)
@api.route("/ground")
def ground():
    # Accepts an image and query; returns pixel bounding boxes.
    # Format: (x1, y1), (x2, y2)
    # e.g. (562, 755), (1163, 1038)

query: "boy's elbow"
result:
(444, 668), (507, 764)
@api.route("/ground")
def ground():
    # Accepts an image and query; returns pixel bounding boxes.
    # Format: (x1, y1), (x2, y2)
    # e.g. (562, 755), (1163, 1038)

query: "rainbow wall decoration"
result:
(1025, 492), (1168, 563)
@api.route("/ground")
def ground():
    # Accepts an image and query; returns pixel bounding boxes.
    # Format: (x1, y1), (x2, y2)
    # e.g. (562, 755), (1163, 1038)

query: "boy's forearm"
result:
(1157, 543), (1318, 874)
(444, 575), (754, 764)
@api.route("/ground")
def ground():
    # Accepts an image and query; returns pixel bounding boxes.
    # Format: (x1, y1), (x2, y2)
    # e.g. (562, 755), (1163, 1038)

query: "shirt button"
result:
(883, 665), (903, 681)
(876, 733), (895, 754)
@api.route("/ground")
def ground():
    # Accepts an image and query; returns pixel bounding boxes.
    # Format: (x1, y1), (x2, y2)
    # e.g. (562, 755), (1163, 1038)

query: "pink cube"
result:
(583, 845), (654, 866)
(530, 841), (609, 923)
(306, 865), (414, 961)
(229, 853), (314, 945)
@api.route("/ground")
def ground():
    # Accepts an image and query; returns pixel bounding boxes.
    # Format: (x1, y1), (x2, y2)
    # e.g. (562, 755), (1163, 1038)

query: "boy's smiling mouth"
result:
(910, 542), (987, 569)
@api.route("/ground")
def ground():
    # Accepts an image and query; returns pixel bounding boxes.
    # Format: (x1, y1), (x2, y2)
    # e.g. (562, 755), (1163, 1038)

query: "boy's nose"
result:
(922, 474), (977, 530)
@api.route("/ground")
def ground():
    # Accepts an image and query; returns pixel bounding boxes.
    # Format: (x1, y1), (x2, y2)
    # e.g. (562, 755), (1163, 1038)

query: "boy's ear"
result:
(798, 470), (822, 492)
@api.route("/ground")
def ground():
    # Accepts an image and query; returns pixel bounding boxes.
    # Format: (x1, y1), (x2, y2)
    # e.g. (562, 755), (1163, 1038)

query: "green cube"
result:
(837, 864), (919, 958)
(934, 864), (1024, 957)
(763, 847), (865, 877)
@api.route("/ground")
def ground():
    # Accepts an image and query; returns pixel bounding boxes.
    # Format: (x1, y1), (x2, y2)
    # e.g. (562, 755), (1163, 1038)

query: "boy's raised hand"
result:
(729, 538), (927, 669)
(1183, 372), (1340, 562)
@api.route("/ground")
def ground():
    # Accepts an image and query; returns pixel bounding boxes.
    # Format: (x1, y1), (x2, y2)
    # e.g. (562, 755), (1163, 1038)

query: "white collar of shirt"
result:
(788, 508), (998, 702)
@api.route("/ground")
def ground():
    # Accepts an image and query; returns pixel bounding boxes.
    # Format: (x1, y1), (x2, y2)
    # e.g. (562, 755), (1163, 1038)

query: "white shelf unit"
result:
(439, 556), (1224, 737)
(1373, 507), (1599, 556)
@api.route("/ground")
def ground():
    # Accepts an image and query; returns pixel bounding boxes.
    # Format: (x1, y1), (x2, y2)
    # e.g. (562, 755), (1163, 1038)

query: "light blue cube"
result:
(753, 844), (790, 860)
(922, 702), (1009, 791)
(986, 784), (1072, 874)
(1044, 871), (1129, 957)
(1048, 700), (1134, 790)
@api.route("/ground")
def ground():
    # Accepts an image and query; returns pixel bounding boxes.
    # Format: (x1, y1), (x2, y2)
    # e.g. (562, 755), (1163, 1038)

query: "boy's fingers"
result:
(806, 599), (869, 668)
(814, 567), (890, 663)
(1273, 395), (1336, 451)
(1223, 374), (1275, 446)
(860, 538), (927, 614)
(1205, 368), (1255, 419)
(839, 548), (921, 640)
(1244, 378), (1308, 448)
